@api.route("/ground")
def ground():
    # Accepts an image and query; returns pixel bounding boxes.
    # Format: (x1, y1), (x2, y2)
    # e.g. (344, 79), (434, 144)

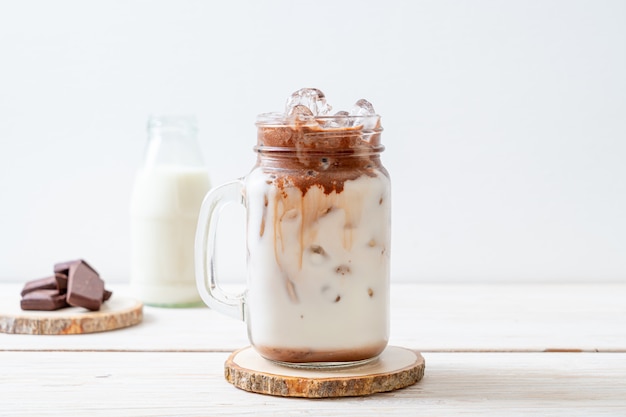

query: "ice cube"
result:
(290, 104), (314, 119)
(319, 110), (351, 128)
(350, 99), (376, 116)
(333, 110), (352, 128)
(350, 99), (377, 129)
(285, 88), (332, 117)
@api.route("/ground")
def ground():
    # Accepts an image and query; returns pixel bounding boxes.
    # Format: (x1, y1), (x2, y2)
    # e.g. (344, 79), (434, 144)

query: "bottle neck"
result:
(143, 115), (204, 169)
(148, 115), (197, 140)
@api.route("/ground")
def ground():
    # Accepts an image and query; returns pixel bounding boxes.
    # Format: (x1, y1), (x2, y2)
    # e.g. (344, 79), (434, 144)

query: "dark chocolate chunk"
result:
(66, 261), (104, 311)
(54, 259), (98, 276)
(19, 259), (110, 312)
(21, 273), (68, 296)
(20, 289), (69, 311)
(56, 274), (68, 291)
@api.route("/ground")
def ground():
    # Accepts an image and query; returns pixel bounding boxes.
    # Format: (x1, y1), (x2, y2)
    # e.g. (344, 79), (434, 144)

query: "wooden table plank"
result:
(2, 283), (625, 353)
(1, 351), (625, 416)
(391, 283), (626, 352)
(2, 282), (625, 416)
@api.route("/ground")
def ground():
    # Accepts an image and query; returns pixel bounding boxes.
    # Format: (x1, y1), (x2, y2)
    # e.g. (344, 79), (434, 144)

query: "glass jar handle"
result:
(195, 179), (246, 321)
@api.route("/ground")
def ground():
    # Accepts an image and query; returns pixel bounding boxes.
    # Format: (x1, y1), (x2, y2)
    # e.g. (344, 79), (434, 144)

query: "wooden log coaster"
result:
(225, 345), (425, 398)
(0, 295), (143, 335)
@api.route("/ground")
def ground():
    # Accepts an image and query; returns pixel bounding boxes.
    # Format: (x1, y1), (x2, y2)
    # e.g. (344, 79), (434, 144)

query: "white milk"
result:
(130, 165), (211, 306)
(245, 171), (391, 363)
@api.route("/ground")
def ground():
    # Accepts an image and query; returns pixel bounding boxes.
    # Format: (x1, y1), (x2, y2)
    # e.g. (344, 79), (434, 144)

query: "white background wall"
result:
(1, 0), (624, 284)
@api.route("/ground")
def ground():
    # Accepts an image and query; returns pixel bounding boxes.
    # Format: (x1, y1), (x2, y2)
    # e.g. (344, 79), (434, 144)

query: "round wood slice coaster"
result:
(0, 295), (143, 335)
(225, 345), (425, 398)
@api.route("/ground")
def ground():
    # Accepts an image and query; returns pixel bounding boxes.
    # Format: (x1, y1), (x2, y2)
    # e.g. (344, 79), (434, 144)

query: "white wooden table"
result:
(1, 283), (625, 416)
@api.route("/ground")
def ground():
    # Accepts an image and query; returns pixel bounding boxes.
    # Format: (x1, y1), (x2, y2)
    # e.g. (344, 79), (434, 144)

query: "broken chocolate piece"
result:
(21, 273), (68, 296)
(54, 259), (98, 276)
(20, 289), (69, 311)
(66, 260), (105, 311)
(19, 259), (111, 312)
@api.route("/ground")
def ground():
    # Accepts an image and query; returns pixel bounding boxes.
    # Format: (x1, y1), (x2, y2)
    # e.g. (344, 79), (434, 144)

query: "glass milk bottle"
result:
(130, 115), (211, 307)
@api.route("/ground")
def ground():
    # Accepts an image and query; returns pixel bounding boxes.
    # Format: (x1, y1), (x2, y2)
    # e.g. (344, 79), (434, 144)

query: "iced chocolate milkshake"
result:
(244, 89), (391, 364)
(195, 88), (390, 366)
